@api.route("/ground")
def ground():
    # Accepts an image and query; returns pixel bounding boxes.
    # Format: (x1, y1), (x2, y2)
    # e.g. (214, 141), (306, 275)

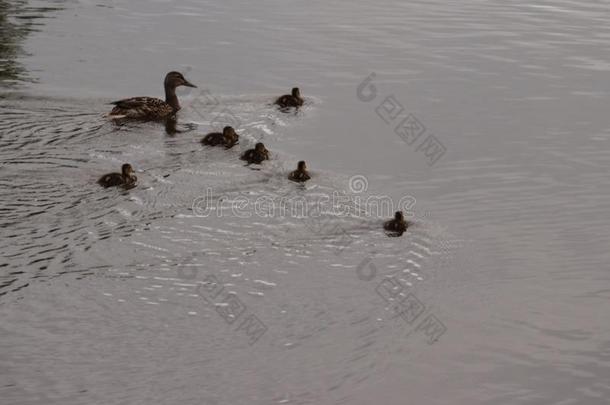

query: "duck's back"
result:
(202, 132), (224, 146)
(275, 95), (303, 108)
(289, 170), (310, 182)
(240, 149), (255, 161)
(109, 97), (174, 119)
(384, 219), (407, 233)
(98, 173), (124, 188)
(241, 149), (267, 164)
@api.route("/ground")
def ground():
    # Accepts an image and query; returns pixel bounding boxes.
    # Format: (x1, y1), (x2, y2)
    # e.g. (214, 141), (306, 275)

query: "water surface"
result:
(2, 1), (610, 404)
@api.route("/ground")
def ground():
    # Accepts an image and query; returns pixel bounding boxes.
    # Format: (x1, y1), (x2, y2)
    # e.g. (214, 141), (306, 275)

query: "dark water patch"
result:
(0, 0), (65, 86)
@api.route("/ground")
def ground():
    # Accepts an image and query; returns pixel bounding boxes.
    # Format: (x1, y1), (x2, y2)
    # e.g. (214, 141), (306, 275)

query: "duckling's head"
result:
(255, 142), (266, 152)
(292, 87), (301, 98)
(121, 163), (135, 177)
(164, 71), (196, 89)
(297, 160), (307, 171)
(223, 126), (235, 138)
(394, 211), (404, 221)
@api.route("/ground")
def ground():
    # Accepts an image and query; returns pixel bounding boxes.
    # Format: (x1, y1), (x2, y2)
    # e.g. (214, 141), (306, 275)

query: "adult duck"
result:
(107, 71), (196, 120)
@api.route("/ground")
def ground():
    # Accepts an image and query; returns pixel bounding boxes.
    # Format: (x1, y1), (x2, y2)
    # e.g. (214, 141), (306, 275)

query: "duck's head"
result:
(297, 160), (307, 171)
(164, 71), (196, 89)
(292, 87), (301, 98)
(394, 211), (404, 221)
(255, 142), (267, 152)
(121, 163), (135, 177)
(222, 126), (236, 139)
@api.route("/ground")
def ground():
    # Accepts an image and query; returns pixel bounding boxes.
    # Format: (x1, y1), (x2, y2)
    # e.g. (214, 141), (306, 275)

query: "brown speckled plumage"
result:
(109, 97), (174, 119)
(108, 71), (196, 120)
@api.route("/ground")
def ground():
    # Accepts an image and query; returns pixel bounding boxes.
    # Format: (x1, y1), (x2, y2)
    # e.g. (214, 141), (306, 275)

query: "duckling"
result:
(107, 71), (196, 120)
(275, 87), (303, 109)
(98, 163), (137, 188)
(288, 161), (311, 182)
(240, 142), (270, 164)
(201, 126), (239, 149)
(384, 211), (408, 235)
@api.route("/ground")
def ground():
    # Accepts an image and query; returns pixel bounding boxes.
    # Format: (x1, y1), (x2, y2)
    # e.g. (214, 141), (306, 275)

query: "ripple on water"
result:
(0, 91), (454, 404)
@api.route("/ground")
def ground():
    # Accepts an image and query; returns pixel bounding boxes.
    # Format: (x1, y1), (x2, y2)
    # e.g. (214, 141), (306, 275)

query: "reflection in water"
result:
(0, 0), (63, 85)
(108, 115), (198, 136)
(164, 117), (198, 135)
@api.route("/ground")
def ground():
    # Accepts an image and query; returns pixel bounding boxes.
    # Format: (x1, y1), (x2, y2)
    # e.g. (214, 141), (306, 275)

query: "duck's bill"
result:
(183, 81), (197, 88)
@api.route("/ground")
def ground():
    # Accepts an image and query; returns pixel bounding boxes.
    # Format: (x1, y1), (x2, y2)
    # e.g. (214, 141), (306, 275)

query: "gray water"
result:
(2, 0), (610, 404)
